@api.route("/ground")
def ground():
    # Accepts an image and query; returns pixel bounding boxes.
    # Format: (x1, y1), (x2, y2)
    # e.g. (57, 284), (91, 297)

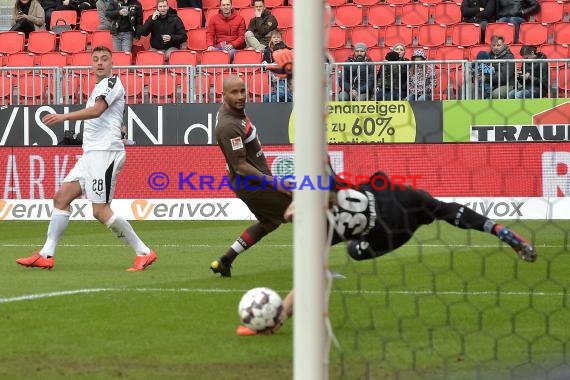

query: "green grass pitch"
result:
(0, 220), (568, 380)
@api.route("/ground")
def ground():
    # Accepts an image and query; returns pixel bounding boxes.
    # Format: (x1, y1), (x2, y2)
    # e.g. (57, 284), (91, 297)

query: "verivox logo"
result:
(0, 200), (14, 220)
(130, 199), (230, 220)
(131, 199), (154, 220)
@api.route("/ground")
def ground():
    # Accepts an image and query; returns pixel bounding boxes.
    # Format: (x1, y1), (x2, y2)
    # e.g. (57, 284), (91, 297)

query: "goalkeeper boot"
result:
(126, 251), (157, 271)
(496, 225), (537, 262)
(16, 252), (54, 269)
(236, 325), (258, 336)
(210, 257), (232, 277)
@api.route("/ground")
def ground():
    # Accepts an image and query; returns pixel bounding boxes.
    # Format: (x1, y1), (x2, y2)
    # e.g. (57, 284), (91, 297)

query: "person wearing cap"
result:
(468, 50), (496, 99)
(337, 42), (375, 101)
(405, 48), (436, 101)
(376, 51), (408, 101)
(507, 45), (548, 98)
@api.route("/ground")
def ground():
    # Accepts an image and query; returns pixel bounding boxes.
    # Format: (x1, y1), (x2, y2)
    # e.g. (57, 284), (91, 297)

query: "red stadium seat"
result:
(553, 22), (570, 45)
(272, 6), (293, 28)
(27, 31), (57, 56)
(6, 53), (35, 77)
(400, 3), (431, 25)
(50, 10), (77, 30)
(327, 26), (347, 49)
(386, 0), (411, 4)
(17, 75), (48, 105)
(540, 44), (569, 65)
(139, 0), (155, 11)
(0, 31), (25, 54)
(202, 0), (219, 8)
(367, 4), (397, 27)
(417, 24), (447, 47)
(330, 47), (355, 63)
(518, 23), (549, 45)
(119, 73), (144, 103)
(431, 45), (466, 62)
(186, 29), (208, 51)
(263, 0), (284, 7)
(0, 74), (13, 104)
(148, 72), (178, 103)
(169, 49), (198, 74)
(70, 51), (92, 66)
(135, 50), (165, 82)
(485, 22), (515, 44)
(112, 51), (133, 68)
(353, 0), (380, 5)
(59, 30), (89, 54)
(178, 8), (203, 30)
(451, 23), (481, 46)
(282, 27), (293, 48)
(382, 25), (414, 47)
(466, 44), (487, 60)
(334, 4), (364, 28)
(192, 74), (211, 102)
(350, 26), (380, 48)
(327, 0), (347, 6)
(200, 50), (230, 65)
(232, 0), (253, 8)
(433, 2), (462, 26)
(238, 7), (255, 24)
(38, 51), (68, 73)
(79, 9), (100, 32)
(535, 1), (564, 24)
(246, 72), (271, 102)
(367, 46), (389, 62)
(233, 50), (263, 66)
(90, 30), (114, 51)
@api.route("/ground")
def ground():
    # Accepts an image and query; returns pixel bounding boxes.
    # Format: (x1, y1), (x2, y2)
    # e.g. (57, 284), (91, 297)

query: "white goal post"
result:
(293, 1), (329, 379)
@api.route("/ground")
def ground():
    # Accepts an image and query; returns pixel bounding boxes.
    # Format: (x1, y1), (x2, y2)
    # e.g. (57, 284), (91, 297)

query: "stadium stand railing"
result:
(0, 59), (569, 105)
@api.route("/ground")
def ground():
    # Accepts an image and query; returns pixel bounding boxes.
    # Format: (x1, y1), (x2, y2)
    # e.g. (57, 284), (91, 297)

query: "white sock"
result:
(39, 208), (71, 258)
(106, 214), (150, 256)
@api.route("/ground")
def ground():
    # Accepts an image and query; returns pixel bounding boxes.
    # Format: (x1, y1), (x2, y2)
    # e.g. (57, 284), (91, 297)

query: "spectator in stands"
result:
(337, 42), (375, 101)
(10, 0), (45, 37)
(495, 0), (539, 43)
(262, 29), (287, 63)
(461, 0), (496, 43)
(488, 34), (516, 98)
(376, 51), (407, 101)
(263, 76), (293, 102)
(391, 43), (408, 61)
(177, 0), (201, 8)
(206, 0), (246, 62)
(59, 0), (96, 16)
(106, 0), (143, 52)
(507, 45), (548, 98)
(466, 50), (495, 99)
(96, 0), (113, 30)
(245, 0), (278, 51)
(406, 48), (436, 101)
(38, 0), (61, 30)
(139, 0), (187, 60)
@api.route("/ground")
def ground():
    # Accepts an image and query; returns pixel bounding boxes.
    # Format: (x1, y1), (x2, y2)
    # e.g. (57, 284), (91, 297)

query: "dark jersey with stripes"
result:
(215, 105), (271, 189)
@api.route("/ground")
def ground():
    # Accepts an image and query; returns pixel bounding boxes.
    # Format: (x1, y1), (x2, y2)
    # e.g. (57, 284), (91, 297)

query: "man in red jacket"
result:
(206, 0), (246, 62)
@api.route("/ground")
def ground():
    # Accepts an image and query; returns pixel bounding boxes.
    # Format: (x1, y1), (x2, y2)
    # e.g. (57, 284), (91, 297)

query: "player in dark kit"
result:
(211, 76), (293, 277)
(236, 166), (538, 335)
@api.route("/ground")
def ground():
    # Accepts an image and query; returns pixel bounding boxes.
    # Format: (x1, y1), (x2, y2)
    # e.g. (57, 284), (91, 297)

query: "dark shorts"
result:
(236, 188), (292, 225)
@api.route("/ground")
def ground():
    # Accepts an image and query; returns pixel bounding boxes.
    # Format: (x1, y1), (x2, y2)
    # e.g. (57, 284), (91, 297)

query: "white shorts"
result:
(64, 150), (126, 203)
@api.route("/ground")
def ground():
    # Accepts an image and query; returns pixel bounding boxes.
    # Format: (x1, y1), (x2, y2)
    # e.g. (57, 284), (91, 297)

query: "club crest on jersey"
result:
(230, 137), (243, 150)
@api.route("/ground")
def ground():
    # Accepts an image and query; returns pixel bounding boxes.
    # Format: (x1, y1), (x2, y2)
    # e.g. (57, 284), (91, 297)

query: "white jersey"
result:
(82, 75), (125, 152)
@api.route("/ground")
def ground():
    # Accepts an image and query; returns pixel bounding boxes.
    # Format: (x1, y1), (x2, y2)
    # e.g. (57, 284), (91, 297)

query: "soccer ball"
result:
(238, 287), (283, 332)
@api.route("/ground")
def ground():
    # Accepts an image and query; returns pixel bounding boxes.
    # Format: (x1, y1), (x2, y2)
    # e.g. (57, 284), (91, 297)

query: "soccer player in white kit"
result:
(16, 46), (157, 271)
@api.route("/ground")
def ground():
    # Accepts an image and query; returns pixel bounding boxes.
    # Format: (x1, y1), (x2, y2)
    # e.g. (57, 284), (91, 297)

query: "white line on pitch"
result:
(0, 243), (566, 248)
(0, 288), (566, 304)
